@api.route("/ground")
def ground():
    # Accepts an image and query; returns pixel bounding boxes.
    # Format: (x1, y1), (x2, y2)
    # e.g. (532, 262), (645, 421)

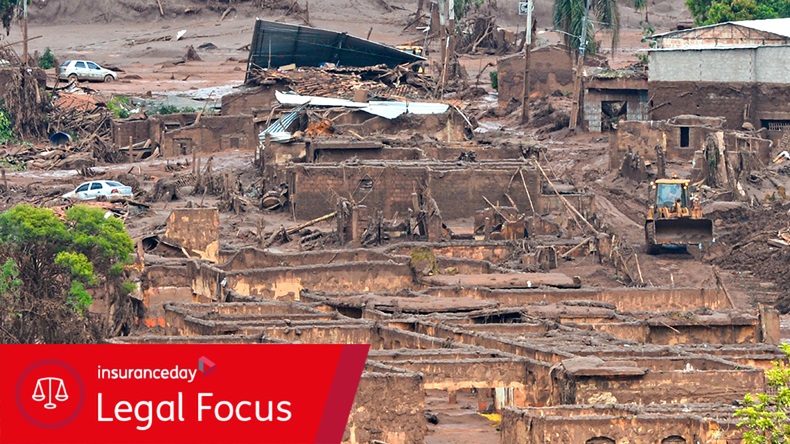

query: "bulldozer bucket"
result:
(651, 218), (714, 245)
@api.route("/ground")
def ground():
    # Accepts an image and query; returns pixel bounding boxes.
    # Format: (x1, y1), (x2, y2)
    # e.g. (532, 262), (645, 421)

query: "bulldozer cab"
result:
(655, 182), (688, 208)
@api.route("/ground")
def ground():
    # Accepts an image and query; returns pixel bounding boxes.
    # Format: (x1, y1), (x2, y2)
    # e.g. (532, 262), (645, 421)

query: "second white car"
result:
(63, 181), (133, 200)
(59, 60), (118, 83)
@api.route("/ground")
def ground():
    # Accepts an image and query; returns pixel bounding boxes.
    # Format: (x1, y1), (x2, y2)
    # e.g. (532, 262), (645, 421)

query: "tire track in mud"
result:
(593, 193), (643, 246)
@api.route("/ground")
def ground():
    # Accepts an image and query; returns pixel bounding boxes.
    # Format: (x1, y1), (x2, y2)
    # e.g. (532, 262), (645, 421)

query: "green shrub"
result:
(736, 343), (790, 442)
(157, 105), (180, 115)
(0, 109), (12, 143)
(489, 70), (498, 90)
(38, 47), (56, 70)
(107, 96), (131, 119)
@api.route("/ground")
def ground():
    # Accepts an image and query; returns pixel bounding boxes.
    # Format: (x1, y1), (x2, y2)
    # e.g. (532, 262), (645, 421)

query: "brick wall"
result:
(650, 81), (790, 130)
(287, 163), (545, 220)
(161, 115), (255, 156)
(220, 86), (276, 116)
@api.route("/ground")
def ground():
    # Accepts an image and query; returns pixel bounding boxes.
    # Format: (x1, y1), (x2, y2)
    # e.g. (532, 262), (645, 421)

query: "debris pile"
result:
(455, 10), (516, 55)
(0, 67), (50, 140)
(48, 102), (117, 162)
(246, 64), (436, 99)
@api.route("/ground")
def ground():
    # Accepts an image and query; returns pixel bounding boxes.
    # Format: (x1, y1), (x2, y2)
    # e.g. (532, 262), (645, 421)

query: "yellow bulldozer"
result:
(644, 177), (714, 254)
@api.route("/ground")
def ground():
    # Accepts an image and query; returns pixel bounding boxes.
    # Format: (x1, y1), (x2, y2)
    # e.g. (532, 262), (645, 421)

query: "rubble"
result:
(246, 64), (437, 100)
(3, 5), (790, 444)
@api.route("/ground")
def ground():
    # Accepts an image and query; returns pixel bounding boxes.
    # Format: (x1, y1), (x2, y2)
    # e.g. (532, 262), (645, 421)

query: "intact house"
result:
(647, 18), (790, 148)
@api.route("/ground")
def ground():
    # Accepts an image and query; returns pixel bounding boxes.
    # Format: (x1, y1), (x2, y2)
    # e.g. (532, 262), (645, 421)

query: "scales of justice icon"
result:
(32, 377), (68, 409)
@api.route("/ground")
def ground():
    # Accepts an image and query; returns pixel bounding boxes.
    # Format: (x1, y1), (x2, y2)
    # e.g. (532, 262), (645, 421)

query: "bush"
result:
(0, 109), (12, 143)
(38, 47), (56, 70)
(107, 96), (131, 119)
(489, 70), (498, 90)
(687, 0), (790, 25)
(736, 343), (790, 442)
(157, 105), (180, 115)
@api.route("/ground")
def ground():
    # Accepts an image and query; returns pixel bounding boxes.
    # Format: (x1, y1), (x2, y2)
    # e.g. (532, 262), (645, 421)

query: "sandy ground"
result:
(7, 0), (662, 96)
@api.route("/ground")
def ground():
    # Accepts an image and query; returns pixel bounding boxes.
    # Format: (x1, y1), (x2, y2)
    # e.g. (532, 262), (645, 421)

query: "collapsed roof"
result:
(245, 19), (426, 82)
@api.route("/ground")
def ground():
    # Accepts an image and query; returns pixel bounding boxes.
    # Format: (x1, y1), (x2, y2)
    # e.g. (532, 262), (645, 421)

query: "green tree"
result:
(0, 0), (24, 36)
(453, 0), (489, 21)
(0, 204), (137, 343)
(687, 0), (790, 25)
(735, 343), (790, 443)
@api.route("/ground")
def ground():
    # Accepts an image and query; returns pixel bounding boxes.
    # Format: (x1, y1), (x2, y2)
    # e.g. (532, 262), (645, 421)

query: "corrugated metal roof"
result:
(732, 18), (790, 38)
(650, 18), (790, 40)
(246, 19), (425, 82)
(648, 44), (762, 51)
(274, 91), (450, 120)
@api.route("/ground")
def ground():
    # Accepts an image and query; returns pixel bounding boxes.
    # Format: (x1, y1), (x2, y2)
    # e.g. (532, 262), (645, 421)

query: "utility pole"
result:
(520, 0), (534, 124)
(22, 0), (29, 66)
(568, 0), (591, 131)
(440, 0), (453, 99)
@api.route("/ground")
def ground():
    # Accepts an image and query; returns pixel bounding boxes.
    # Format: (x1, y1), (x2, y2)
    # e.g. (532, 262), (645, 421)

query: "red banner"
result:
(0, 344), (369, 443)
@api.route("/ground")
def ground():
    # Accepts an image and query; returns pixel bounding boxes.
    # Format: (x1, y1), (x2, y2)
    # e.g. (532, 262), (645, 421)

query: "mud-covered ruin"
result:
(2, 3), (790, 443)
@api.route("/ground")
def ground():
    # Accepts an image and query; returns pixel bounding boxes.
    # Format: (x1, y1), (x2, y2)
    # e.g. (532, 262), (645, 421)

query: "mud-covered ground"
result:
(1, 1), (788, 441)
(3, 0), (786, 306)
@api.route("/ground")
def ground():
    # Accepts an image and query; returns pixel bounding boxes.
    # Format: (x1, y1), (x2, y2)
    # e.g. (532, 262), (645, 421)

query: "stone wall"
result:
(161, 115), (255, 156)
(501, 405), (742, 443)
(569, 362), (764, 405)
(649, 46), (790, 84)
(220, 247), (396, 271)
(497, 46), (576, 105)
(345, 364), (425, 444)
(189, 261), (415, 301)
(220, 86), (276, 115)
(423, 286), (731, 312)
(164, 208), (220, 262)
(286, 162), (592, 220)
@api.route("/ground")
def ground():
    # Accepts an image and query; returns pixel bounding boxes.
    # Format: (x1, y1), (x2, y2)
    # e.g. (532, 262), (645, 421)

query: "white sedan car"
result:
(63, 181), (133, 201)
(58, 60), (118, 83)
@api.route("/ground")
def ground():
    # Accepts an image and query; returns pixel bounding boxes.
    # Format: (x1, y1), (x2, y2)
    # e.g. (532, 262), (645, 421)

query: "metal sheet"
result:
(246, 19), (425, 82)
(276, 91), (449, 120)
(362, 102), (449, 119)
(275, 91), (366, 108)
(259, 103), (307, 144)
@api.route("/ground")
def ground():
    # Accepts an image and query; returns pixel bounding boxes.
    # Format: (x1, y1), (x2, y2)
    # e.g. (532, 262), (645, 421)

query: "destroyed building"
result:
(127, 232), (781, 443)
(583, 67), (649, 133)
(496, 46), (577, 104)
(610, 115), (773, 167)
(647, 18), (790, 137)
(11, 6), (789, 443)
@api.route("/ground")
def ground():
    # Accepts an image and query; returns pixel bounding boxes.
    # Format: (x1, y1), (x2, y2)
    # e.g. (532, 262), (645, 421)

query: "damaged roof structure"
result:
(245, 19), (425, 80)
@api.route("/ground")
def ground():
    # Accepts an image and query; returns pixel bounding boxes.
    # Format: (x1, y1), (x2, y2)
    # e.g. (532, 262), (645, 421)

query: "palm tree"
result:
(553, 0), (649, 56)
(553, 0), (622, 57)
(553, 0), (645, 129)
